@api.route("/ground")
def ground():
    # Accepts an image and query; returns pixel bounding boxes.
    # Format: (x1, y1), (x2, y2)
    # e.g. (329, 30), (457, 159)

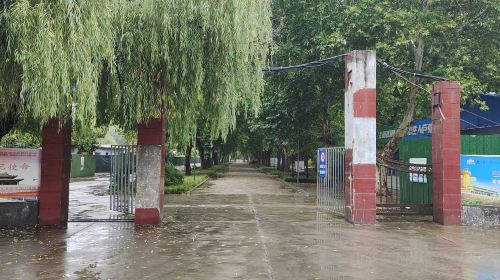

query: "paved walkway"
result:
(1, 163), (499, 279)
(68, 173), (131, 220)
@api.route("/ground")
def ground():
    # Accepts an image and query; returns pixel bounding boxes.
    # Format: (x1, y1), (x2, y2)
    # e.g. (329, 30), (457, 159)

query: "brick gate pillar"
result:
(135, 115), (166, 225)
(432, 81), (461, 225)
(344, 50), (377, 224)
(39, 117), (72, 226)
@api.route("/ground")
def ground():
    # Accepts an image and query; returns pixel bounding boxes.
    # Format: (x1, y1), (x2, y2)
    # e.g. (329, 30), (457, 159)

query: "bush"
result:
(165, 162), (184, 185)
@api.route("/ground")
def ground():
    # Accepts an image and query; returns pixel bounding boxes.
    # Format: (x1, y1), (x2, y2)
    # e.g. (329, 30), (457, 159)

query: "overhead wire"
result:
(460, 119), (500, 131)
(262, 53), (498, 133)
(460, 108), (500, 126)
(262, 53), (346, 73)
(375, 61), (449, 120)
(460, 118), (480, 128)
(376, 60), (449, 81)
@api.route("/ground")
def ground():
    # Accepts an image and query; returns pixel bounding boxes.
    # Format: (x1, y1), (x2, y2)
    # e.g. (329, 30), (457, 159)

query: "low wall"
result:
(71, 155), (96, 178)
(0, 201), (38, 228)
(462, 205), (500, 226)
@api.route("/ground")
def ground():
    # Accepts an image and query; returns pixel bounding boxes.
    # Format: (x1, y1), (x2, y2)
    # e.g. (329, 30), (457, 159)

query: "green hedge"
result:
(165, 164), (229, 194)
(165, 162), (184, 185)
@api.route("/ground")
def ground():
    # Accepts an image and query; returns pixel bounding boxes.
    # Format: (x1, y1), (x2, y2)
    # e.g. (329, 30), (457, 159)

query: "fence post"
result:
(39, 117), (72, 226)
(344, 50), (377, 224)
(135, 115), (166, 225)
(432, 81), (461, 225)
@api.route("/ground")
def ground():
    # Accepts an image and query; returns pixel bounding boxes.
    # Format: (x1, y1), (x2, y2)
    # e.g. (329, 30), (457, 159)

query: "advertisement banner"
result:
(0, 148), (42, 200)
(378, 118), (432, 140)
(460, 155), (500, 196)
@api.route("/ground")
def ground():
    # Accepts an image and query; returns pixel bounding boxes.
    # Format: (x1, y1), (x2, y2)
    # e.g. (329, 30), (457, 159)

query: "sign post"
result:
(318, 148), (327, 178)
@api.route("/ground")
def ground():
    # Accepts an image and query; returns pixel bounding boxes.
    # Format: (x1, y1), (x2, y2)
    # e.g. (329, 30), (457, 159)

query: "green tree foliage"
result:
(72, 125), (106, 154)
(5, 0), (115, 127)
(239, 0), (498, 168)
(0, 130), (40, 148)
(96, 0), (272, 145)
(0, 0), (272, 149)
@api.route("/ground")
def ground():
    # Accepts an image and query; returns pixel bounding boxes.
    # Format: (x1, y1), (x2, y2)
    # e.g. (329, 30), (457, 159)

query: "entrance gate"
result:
(317, 147), (345, 215)
(110, 145), (137, 215)
(376, 156), (433, 215)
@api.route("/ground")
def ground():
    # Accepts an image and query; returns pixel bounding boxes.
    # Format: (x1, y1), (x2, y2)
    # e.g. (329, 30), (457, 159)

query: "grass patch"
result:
(462, 197), (500, 206)
(165, 164), (229, 194)
(257, 165), (316, 183)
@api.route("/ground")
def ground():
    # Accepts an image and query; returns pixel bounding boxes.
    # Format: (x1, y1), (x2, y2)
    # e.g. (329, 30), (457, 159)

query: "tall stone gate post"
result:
(344, 50), (377, 224)
(135, 116), (166, 225)
(432, 81), (461, 225)
(39, 117), (72, 226)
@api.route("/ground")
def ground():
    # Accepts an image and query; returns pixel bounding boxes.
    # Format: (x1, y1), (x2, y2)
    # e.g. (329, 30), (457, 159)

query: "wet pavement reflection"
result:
(1, 163), (499, 279)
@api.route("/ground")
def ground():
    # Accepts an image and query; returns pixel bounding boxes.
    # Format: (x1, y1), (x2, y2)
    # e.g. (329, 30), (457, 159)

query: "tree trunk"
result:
(322, 96), (331, 145)
(379, 1), (427, 194)
(213, 150), (219, 166)
(381, 0), (427, 159)
(283, 146), (290, 172)
(184, 144), (192, 176)
(305, 155), (309, 179)
(196, 137), (208, 169)
(277, 146), (282, 170)
(0, 108), (17, 140)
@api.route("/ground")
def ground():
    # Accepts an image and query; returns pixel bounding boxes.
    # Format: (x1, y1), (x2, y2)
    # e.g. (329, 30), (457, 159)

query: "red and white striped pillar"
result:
(135, 115), (166, 225)
(432, 81), (461, 225)
(344, 50), (377, 224)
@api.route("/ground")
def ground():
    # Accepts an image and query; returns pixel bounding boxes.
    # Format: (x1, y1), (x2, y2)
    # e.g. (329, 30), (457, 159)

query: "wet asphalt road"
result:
(1, 163), (500, 279)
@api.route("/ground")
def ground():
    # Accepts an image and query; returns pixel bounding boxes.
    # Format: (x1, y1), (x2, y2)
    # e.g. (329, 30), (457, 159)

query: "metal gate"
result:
(376, 156), (433, 215)
(317, 147), (345, 215)
(110, 145), (137, 214)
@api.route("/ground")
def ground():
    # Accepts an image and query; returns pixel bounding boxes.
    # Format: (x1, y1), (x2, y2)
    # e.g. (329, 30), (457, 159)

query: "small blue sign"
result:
(318, 149), (327, 178)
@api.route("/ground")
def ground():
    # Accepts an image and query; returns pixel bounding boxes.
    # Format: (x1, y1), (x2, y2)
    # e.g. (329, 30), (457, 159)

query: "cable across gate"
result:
(110, 145), (137, 215)
(317, 147), (345, 215)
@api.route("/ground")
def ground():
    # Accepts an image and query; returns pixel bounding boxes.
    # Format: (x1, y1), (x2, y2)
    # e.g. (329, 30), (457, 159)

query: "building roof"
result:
(461, 94), (500, 135)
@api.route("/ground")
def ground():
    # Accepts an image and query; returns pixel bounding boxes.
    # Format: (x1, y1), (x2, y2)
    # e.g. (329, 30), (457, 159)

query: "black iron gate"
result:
(376, 156), (433, 215)
(110, 145), (137, 215)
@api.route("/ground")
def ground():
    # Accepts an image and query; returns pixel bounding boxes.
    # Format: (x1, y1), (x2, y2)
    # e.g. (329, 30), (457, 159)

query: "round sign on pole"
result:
(318, 149), (327, 178)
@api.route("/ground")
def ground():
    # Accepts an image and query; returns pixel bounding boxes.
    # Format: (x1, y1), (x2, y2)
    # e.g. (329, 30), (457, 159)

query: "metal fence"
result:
(110, 145), (137, 215)
(317, 147), (345, 215)
(376, 156), (433, 215)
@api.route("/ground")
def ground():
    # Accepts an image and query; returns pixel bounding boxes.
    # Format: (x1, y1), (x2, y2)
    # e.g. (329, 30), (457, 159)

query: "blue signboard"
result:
(405, 118), (432, 140)
(318, 149), (327, 178)
(378, 118), (432, 140)
(461, 155), (500, 196)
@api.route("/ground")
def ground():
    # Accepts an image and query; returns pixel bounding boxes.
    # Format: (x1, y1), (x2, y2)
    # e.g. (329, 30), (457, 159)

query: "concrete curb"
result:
(255, 167), (310, 197)
(186, 165), (230, 195)
(186, 176), (211, 195)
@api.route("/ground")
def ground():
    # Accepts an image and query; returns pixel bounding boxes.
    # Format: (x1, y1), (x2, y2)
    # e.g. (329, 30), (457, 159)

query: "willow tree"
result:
(1, 0), (272, 148)
(0, 0), (116, 138)
(100, 0), (272, 147)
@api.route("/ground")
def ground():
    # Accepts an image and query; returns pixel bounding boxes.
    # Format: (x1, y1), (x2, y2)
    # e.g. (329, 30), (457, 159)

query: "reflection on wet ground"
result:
(1, 163), (499, 279)
(68, 173), (132, 221)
